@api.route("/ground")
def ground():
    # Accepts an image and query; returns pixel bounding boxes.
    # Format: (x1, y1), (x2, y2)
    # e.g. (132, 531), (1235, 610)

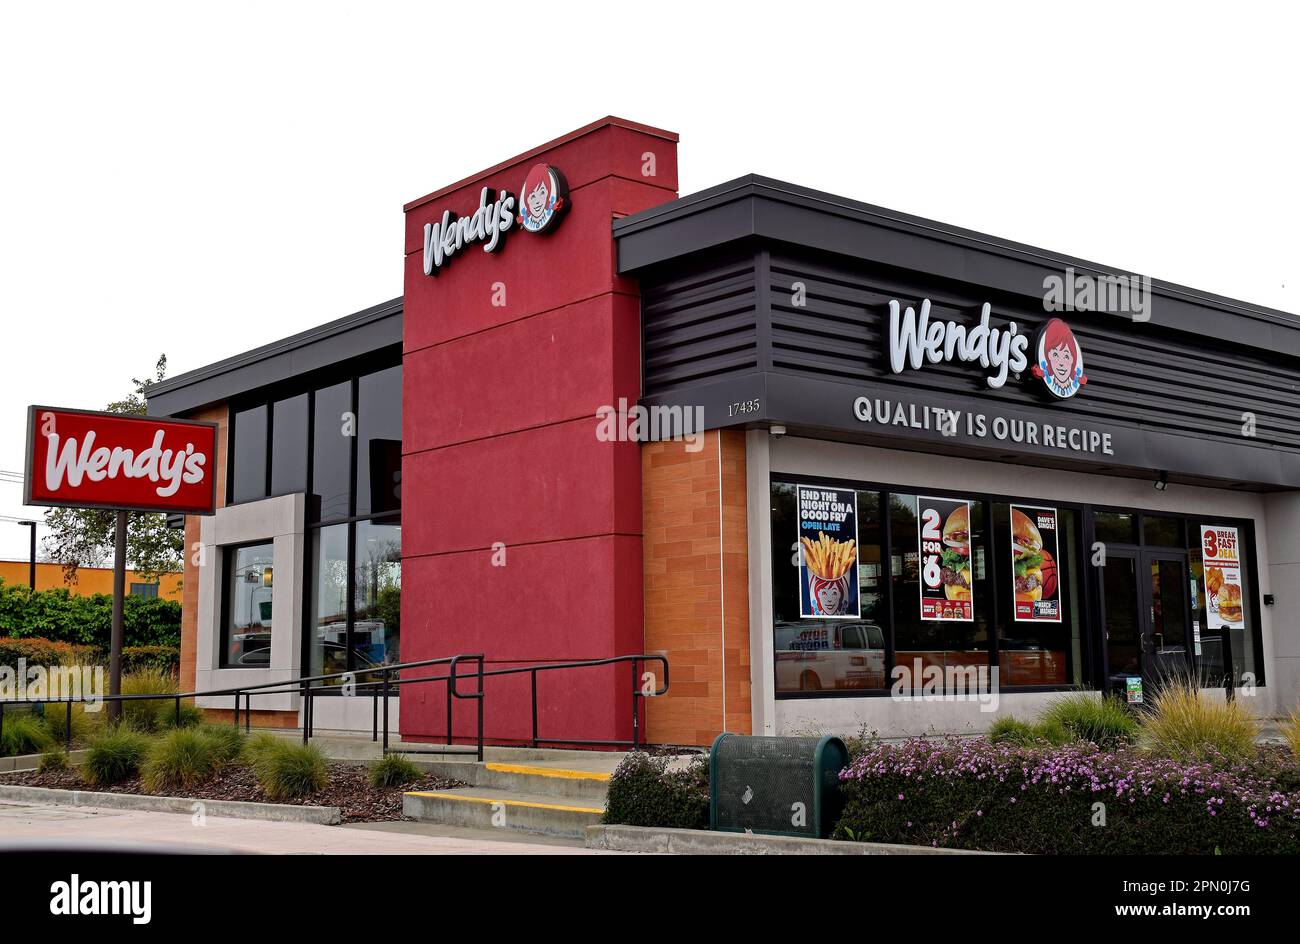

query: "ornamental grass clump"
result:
(82, 727), (150, 786)
(141, 728), (225, 792)
(368, 754), (422, 789)
(1136, 679), (1259, 765)
(254, 742), (328, 800)
(0, 713), (54, 757)
(1038, 691), (1137, 747)
(835, 737), (1300, 855)
(1282, 709), (1300, 763)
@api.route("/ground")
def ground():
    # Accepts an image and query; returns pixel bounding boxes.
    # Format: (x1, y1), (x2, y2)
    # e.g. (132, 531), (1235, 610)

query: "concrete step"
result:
(409, 759), (613, 803)
(403, 787), (604, 839)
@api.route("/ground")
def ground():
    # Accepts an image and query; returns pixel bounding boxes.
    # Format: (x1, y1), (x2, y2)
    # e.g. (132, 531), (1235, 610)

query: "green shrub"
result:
(603, 752), (709, 829)
(0, 637), (97, 670)
(83, 727), (150, 785)
(1137, 680), (1260, 764)
(1038, 691), (1137, 747)
(369, 754), (422, 789)
(197, 725), (246, 764)
(141, 728), (224, 792)
(0, 582), (180, 649)
(1, 713), (54, 756)
(121, 645), (181, 675)
(836, 737), (1300, 854)
(255, 742), (328, 800)
(38, 748), (70, 773)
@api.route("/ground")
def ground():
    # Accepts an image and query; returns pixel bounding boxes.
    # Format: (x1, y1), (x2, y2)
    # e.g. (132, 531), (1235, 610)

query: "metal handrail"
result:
(0, 651), (670, 759)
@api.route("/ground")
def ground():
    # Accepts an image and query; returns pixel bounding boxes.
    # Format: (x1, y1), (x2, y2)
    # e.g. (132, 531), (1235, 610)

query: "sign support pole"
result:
(108, 510), (127, 724)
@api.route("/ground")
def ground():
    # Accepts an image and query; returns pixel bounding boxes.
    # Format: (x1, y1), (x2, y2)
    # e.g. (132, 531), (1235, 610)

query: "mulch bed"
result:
(0, 764), (466, 823)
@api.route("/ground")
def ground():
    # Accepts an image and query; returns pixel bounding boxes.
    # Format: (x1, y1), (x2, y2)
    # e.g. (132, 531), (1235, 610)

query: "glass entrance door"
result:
(1144, 552), (1192, 681)
(1100, 550), (1193, 694)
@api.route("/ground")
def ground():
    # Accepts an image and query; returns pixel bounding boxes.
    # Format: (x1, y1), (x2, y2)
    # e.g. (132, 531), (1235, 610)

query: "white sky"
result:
(1, 2), (1296, 561)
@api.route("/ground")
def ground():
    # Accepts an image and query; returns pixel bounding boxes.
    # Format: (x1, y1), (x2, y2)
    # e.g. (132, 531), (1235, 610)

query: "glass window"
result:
(1188, 523), (1260, 686)
(993, 504), (1081, 686)
(1143, 514), (1185, 548)
(770, 483), (886, 694)
(356, 366), (402, 517)
(270, 393), (309, 496)
(222, 542), (275, 666)
(129, 582), (159, 598)
(309, 524), (349, 684)
(231, 404), (268, 504)
(1094, 511), (1137, 545)
(312, 381), (352, 522)
(891, 494), (991, 693)
(353, 518), (401, 671)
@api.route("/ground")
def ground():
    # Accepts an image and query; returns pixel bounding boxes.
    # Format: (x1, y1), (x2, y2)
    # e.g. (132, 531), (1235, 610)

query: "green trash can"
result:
(709, 733), (849, 838)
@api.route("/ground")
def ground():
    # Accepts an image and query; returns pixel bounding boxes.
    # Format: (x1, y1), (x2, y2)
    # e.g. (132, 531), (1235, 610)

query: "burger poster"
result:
(1010, 505), (1061, 622)
(797, 485), (860, 619)
(1200, 525), (1245, 630)
(917, 496), (973, 621)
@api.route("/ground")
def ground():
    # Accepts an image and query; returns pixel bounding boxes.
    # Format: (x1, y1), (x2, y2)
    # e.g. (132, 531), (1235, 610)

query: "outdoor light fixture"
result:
(770, 425), (787, 438)
(1154, 471), (1168, 491)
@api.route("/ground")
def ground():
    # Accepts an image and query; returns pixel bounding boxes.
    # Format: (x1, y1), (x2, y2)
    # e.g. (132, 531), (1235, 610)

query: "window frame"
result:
(219, 538), (277, 669)
(769, 474), (1265, 699)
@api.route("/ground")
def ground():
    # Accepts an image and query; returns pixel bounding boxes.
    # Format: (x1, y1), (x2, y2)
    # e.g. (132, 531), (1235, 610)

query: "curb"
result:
(0, 750), (90, 773)
(0, 784), (341, 825)
(585, 824), (1002, 855)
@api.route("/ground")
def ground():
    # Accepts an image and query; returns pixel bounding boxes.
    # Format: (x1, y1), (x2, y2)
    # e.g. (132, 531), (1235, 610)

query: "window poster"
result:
(916, 496), (973, 621)
(1200, 524), (1245, 630)
(1010, 504), (1062, 623)
(797, 485), (860, 619)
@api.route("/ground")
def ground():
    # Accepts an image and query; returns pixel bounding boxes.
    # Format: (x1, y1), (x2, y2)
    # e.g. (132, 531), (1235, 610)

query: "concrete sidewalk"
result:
(0, 801), (623, 855)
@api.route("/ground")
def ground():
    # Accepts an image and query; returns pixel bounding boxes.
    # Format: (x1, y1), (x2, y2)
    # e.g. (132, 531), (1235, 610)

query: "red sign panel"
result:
(24, 406), (218, 515)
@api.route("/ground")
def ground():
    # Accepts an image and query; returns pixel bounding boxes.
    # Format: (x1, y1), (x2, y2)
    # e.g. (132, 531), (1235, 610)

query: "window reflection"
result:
(223, 542), (275, 666)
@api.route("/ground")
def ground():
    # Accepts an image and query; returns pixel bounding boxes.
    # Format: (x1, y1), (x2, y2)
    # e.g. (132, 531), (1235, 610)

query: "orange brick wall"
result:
(202, 708), (299, 729)
(642, 428), (751, 746)
(179, 404), (228, 693)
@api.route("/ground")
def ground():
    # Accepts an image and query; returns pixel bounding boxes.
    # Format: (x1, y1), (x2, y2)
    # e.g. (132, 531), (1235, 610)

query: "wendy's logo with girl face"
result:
(517, 163), (569, 235)
(1031, 318), (1087, 399)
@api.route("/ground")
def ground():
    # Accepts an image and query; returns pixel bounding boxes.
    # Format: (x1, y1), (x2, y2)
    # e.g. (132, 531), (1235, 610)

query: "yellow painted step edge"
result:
(484, 762), (611, 782)
(406, 791), (603, 815)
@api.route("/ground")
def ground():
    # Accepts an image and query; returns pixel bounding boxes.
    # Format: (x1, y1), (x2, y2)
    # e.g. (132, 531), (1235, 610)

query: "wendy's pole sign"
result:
(23, 406), (218, 719)
(24, 406), (218, 514)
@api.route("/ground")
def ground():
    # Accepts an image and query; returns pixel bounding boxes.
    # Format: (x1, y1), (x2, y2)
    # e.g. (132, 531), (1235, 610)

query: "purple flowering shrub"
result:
(835, 738), (1300, 854)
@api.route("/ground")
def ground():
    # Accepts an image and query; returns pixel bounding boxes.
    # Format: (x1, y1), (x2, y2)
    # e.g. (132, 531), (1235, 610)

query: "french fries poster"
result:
(917, 496), (973, 621)
(797, 485), (860, 618)
(1200, 525), (1245, 630)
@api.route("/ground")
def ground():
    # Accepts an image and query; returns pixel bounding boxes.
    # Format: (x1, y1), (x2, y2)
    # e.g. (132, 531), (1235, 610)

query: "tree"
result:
(41, 355), (185, 582)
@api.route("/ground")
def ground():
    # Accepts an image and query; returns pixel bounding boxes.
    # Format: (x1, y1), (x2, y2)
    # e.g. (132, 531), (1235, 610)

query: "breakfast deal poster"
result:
(797, 485), (860, 619)
(917, 496), (973, 621)
(1009, 504), (1062, 623)
(1200, 524), (1245, 630)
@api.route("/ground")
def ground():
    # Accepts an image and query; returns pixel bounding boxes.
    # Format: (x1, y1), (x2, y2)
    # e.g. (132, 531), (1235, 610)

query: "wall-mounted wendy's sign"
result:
(421, 162), (570, 276)
(885, 299), (1086, 399)
(24, 406), (218, 515)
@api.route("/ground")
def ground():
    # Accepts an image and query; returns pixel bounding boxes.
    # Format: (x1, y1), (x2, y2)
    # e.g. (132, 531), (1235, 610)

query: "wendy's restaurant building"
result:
(145, 116), (1300, 747)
